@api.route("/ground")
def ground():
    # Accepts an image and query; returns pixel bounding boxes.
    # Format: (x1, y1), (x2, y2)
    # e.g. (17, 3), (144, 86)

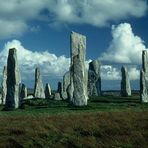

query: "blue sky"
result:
(0, 0), (148, 90)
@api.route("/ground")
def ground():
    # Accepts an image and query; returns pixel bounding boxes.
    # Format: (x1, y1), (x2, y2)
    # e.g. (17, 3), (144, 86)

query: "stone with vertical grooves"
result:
(69, 31), (88, 106)
(121, 66), (131, 97)
(5, 48), (21, 109)
(88, 60), (101, 96)
(140, 50), (148, 103)
(34, 67), (45, 99)
(1, 66), (7, 104)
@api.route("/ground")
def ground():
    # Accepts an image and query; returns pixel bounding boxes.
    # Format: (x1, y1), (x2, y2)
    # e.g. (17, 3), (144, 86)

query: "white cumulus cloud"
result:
(99, 23), (148, 64)
(0, 0), (147, 39)
(0, 40), (70, 82)
(101, 65), (140, 80)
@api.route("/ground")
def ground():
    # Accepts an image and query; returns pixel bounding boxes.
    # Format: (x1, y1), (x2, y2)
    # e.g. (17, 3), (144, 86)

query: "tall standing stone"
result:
(121, 66), (131, 97)
(34, 68), (45, 99)
(69, 31), (88, 106)
(5, 48), (21, 109)
(88, 60), (101, 96)
(20, 83), (27, 104)
(140, 50), (148, 103)
(45, 83), (51, 99)
(1, 66), (7, 104)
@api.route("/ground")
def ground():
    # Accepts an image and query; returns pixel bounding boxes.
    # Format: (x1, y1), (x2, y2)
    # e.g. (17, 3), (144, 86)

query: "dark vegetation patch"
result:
(0, 95), (147, 147)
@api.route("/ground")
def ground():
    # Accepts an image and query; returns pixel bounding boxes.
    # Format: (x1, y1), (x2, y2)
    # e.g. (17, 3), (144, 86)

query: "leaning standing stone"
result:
(34, 67), (45, 99)
(121, 66), (131, 97)
(1, 66), (7, 104)
(69, 31), (88, 106)
(5, 48), (21, 109)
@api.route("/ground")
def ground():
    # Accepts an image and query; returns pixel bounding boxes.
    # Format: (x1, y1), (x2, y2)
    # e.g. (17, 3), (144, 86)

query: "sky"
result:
(0, 0), (148, 90)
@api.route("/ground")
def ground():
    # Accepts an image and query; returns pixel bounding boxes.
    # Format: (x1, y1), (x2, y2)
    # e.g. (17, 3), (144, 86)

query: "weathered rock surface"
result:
(140, 50), (148, 103)
(53, 93), (62, 101)
(20, 83), (27, 103)
(69, 31), (88, 106)
(5, 48), (21, 109)
(61, 71), (70, 100)
(45, 83), (51, 99)
(121, 66), (131, 97)
(88, 60), (101, 96)
(34, 68), (45, 99)
(1, 66), (7, 104)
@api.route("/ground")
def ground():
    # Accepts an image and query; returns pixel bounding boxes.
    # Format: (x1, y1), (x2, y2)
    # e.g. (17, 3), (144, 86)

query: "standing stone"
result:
(20, 83), (27, 104)
(5, 48), (21, 109)
(140, 50), (148, 103)
(45, 83), (51, 99)
(88, 60), (101, 96)
(57, 82), (63, 94)
(53, 93), (62, 101)
(61, 71), (70, 100)
(1, 66), (7, 104)
(34, 68), (45, 99)
(69, 31), (88, 106)
(121, 66), (131, 97)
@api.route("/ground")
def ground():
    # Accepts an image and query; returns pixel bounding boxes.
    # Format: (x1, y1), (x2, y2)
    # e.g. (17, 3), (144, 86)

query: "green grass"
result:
(0, 95), (148, 147)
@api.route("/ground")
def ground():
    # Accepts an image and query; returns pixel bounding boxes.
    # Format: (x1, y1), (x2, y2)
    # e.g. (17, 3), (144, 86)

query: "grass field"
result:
(0, 95), (148, 148)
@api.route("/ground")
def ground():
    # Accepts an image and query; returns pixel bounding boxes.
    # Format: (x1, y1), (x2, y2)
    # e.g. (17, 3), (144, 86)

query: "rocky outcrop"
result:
(88, 60), (101, 96)
(69, 31), (88, 106)
(45, 83), (51, 99)
(5, 48), (21, 109)
(1, 66), (7, 104)
(140, 50), (148, 103)
(34, 67), (45, 99)
(121, 66), (131, 97)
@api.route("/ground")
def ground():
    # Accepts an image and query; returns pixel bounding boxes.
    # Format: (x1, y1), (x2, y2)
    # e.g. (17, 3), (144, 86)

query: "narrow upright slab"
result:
(5, 48), (21, 109)
(61, 71), (70, 100)
(88, 60), (101, 96)
(1, 66), (7, 104)
(121, 66), (131, 97)
(34, 68), (45, 99)
(57, 82), (63, 94)
(69, 31), (88, 106)
(20, 83), (27, 104)
(45, 83), (51, 99)
(140, 50), (148, 103)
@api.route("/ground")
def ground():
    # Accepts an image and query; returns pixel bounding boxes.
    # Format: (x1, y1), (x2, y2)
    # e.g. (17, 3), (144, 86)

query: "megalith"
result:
(20, 84), (27, 100)
(53, 93), (62, 101)
(140, 50), (148, 103)
(61, 71), (70, 100)
(34, 67), (45, 99)
(88, 60), (101, 96)
(121, 66), (131, 97)
(45, 83), (51, 99)
(5, 48), (21, 109)
(1, 66), (7, 104)
(69, 31), (88, 106)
